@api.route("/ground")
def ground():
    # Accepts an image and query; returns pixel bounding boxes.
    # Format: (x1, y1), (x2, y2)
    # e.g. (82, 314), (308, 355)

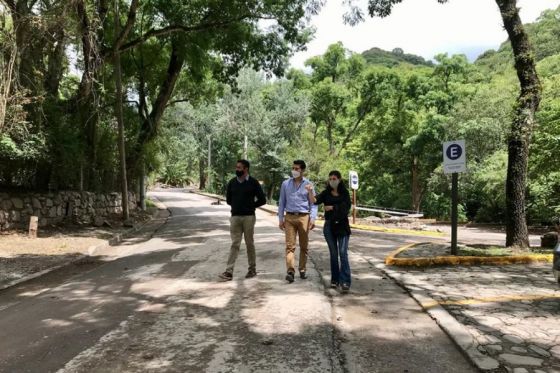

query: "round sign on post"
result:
(349, 171), (359, 190)
(348, 171), (358, 224)
(442, 139), (466, 256)
(443, 140), (466, 174)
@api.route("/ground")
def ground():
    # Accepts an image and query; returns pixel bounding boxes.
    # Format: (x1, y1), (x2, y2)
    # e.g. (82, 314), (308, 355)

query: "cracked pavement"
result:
(0, 190), (475, 373)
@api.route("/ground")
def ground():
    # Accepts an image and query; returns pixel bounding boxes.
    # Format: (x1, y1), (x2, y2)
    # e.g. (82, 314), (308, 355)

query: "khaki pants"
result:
(284, 213), (310, 274)
(225, 215), (256, 274)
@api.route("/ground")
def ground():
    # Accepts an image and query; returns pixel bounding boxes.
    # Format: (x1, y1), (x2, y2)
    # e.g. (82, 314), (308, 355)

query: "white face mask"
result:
(291, 170), (301, 178)
(329, 179), (340, 189)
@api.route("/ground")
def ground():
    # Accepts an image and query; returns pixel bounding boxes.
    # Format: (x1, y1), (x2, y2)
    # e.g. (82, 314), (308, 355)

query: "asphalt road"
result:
(0, 190), (477, 373)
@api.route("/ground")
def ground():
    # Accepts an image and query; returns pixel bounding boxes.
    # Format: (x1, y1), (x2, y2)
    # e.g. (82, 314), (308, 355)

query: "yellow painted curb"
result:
(385, 242), (553, 267)
(315, 221), (446, 238)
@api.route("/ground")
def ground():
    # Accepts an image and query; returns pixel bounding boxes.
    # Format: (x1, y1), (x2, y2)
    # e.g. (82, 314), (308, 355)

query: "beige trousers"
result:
(284, 213), (310, 273)
(225, 215), (256, 273)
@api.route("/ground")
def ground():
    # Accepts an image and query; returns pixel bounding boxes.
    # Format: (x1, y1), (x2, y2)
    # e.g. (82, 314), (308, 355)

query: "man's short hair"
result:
(293, 159), (306, 170)
(237, 159), (250, 169)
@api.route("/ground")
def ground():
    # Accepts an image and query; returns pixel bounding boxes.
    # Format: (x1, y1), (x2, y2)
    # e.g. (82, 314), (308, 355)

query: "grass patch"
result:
(458, 246), (512, 257)
(459, 244), (553, 257)
(386, 242), (553, 267)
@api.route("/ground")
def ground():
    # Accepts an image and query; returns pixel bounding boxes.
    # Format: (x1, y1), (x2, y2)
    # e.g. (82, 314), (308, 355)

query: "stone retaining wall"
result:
(0, 191), (137, 230)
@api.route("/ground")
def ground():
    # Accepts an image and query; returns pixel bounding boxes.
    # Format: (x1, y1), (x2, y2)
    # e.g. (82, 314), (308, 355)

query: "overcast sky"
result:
(290, 0), (560, 69)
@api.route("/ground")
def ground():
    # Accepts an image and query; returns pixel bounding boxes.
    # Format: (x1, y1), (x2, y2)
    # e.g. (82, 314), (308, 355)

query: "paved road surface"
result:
(0, 190), (476, 373)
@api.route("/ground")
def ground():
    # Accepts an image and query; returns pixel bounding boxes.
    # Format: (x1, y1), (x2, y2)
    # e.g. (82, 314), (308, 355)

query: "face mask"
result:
(329, 179), (340, 189)
(235, 170), (244, 177)
(291, 170), (301, 178)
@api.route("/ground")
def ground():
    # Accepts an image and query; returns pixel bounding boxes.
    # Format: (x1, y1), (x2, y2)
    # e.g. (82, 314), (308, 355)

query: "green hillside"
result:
(476, 6), (560, 70)
(361, 47), (433, 67)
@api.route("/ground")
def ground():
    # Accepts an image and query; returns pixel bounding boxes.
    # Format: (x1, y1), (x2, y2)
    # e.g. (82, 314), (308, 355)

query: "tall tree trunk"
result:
(496, 0), (541, 248)
(75, 0), (104, 190)
(113, 0), (129, 221)
(44, 26), (66, 97)
(199, 158), (207, 190)
(138, 162), (146, 210)
(327, 121), (334, 155)
(134, 41), (184, 162)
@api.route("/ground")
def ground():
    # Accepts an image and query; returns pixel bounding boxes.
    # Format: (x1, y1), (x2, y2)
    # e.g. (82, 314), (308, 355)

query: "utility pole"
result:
(207, 137), (212, 191)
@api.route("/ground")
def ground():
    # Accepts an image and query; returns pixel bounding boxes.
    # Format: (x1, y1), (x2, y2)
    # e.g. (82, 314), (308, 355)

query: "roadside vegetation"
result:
(1, 1), (558, 248)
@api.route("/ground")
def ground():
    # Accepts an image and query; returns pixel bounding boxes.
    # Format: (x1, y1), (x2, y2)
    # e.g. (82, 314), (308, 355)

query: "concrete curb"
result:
(348, 223), (445, 238)
(385, 242), (553, 267)
(374, 262), (501, 371)
(90, 195), (169, 255)
(0, 257), (86, 292)
(0, 196), (168, 292)
(380, 242), (557, 371)
(191, 190), (278, 215)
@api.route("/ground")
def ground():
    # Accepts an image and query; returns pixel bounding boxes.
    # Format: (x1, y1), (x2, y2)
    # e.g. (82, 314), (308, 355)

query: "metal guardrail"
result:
(355, 205), (424, 218)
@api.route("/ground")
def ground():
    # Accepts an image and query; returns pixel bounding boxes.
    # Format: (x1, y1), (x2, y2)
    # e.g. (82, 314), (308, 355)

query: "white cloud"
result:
(290, 0), (560, 68)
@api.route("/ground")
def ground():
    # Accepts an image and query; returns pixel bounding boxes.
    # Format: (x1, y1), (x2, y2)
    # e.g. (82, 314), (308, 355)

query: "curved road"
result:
(0, 189), (477, 373)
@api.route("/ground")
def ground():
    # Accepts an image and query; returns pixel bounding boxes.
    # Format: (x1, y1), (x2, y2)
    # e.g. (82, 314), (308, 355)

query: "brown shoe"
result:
(245, 270), (257, 278)
(219, 272), (233, 281)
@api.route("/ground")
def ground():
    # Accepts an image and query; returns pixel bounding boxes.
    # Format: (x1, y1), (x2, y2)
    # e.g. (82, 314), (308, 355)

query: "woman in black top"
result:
(306, 170), (352, 292)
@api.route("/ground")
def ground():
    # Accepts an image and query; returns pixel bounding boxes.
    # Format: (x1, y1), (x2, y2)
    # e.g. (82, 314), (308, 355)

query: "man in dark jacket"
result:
(219, 159), (266, 281)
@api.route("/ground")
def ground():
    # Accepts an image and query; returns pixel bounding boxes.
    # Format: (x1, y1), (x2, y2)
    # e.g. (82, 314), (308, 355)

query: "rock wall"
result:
(0, 191), (137, 230)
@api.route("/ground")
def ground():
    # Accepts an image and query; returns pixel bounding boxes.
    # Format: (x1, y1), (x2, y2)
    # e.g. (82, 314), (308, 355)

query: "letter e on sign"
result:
(443, 140), (466, 174)
(349, 171), (359, 190)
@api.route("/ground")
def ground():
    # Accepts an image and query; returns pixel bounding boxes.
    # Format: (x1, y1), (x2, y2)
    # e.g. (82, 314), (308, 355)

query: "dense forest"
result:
(0, 1), (558, 240)
(157, 6), (560, 228)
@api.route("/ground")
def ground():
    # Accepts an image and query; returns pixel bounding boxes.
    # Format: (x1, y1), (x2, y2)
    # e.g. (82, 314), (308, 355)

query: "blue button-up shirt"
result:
(278, 178), (318, 222)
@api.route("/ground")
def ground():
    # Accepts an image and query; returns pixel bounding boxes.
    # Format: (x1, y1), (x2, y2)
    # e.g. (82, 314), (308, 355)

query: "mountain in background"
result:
(476, 6), (560, 70)
(361, 47), (433, 67)
(359, 6), (560, 71)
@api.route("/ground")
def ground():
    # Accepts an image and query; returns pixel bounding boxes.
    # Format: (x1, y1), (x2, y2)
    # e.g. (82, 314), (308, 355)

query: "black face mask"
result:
(235, 170), (244, 177)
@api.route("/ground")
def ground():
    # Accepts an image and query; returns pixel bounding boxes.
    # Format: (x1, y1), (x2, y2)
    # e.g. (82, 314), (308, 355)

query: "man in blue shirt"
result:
(278, 160), (318, 283)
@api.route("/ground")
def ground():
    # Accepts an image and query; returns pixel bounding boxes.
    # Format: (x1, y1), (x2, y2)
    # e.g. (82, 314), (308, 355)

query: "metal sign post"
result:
(443, 140), (466, 255)
(451, 173), (458, 254)
(352, 190), (357, 224)
(349, 171), (359, 224)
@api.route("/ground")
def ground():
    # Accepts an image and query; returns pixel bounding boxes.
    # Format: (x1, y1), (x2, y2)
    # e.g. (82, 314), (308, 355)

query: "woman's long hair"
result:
(326, 170), (348, 194)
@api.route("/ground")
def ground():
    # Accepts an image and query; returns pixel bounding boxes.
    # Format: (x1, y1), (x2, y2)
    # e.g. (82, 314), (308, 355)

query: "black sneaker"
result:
(285, 272), (295, 283)
(219, 272), (233, 281)
(299, 271), (307, 279)
(341, 283), (350, 293)
(245, 270), (257, 279)
(330, 282), (338, 289)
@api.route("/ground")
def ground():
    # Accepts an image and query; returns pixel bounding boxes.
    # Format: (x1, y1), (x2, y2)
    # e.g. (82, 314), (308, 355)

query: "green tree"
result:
(354, 0), (542, 247)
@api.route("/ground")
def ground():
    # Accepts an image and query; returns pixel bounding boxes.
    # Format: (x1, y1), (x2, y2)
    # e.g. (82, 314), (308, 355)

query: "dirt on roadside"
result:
(0, 208), (157, 287)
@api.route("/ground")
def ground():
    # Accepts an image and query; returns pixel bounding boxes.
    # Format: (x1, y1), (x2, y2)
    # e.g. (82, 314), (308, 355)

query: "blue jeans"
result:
(323, 221), (351, 286)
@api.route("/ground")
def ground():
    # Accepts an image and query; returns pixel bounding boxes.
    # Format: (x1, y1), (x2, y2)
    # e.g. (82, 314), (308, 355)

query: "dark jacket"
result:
(226, 176), (266, 216)
(315, 187), (351, 236)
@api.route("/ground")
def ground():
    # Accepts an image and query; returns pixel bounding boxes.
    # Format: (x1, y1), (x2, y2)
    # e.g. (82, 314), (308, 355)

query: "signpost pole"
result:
(443, 140), (465, 256)
(352, 189), (356, 225)
(451, 172), (458, 255)
(349, 171), (359, 224)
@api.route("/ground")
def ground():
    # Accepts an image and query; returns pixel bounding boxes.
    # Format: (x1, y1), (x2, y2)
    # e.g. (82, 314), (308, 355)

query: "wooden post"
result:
(352, 189), (357, 225)
(29, 216), (38, 238)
